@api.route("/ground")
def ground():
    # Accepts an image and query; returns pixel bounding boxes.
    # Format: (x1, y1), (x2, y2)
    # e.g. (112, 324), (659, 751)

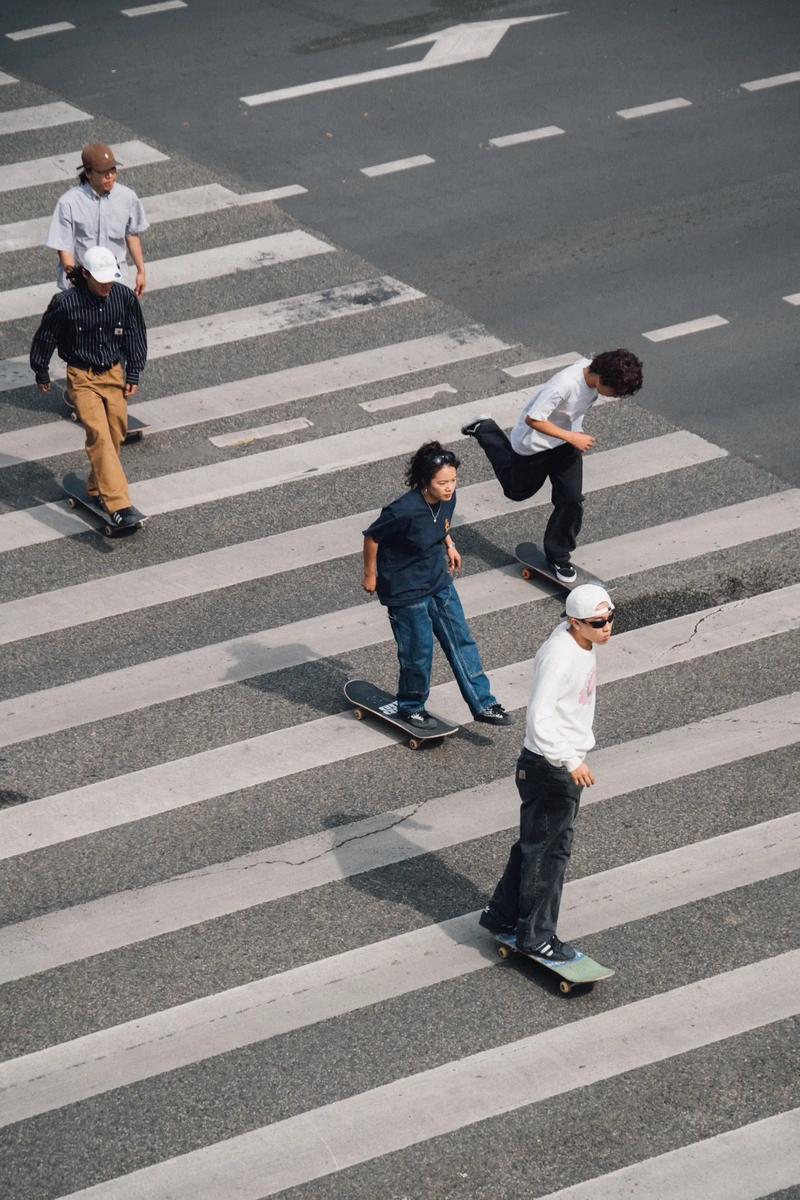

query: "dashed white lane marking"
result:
(783, 292), (800, 305)
(3, 814), (796, 1126)
(643, 313), (729, 342)
(489, 125), (565, 147)
(122, 0), (187, 15)
(0, 230), (335, 321)
(742, 69), (800, 91)
(0, 183), (306, 252)
(537, 1110), (800, 1200)
(360, 154), (435, 177)
(0, 70), (18, 84)
(0, 274), (425, 393)
(0, 328), (504, 466)
(208, 417), (312, 449)
(504, 351), (582, 377)
(44, 955), (800, 1200)
(0, 139), (167, 193)
(359, 383), (456, 412)
(616, 97), (692, 119)
(5, 22), (75, 40)
(0, 432), (725, 644)
(1, 692), (797, 983)
(0, 101), (91, 135)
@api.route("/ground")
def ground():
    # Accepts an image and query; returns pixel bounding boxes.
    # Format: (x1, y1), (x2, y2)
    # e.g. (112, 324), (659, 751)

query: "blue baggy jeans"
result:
(387, 583), (497, 718)
(489, 748), (582, 948)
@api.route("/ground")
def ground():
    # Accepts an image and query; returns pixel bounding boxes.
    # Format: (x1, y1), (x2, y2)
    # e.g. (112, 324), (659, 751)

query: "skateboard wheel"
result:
(66, 497), (77, 509)
(497, 945), (511, 960)
(103, 524), (114, 538)
(408, 738), (421, 751)
(521, 568), (532, 580)
(69, 410), (79, 423)
(559, 980), (572, 995)
(352, 708), (364, 721)
(125, 431), (144, 443)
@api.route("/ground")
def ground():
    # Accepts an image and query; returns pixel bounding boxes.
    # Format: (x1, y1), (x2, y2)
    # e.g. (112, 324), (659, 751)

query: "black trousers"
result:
(473, 419), (583, 562)
(489, 748), (582, 948)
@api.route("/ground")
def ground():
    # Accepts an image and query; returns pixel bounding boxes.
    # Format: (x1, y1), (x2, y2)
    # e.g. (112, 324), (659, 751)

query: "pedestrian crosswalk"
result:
(0, 73), (798, 1200)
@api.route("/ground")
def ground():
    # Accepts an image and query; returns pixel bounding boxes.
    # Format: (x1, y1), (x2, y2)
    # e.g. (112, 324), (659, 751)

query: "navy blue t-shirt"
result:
(363, 488), (456, 608)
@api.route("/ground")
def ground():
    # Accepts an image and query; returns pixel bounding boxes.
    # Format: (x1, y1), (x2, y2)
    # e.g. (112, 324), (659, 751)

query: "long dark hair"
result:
(405, 441), (461, 491)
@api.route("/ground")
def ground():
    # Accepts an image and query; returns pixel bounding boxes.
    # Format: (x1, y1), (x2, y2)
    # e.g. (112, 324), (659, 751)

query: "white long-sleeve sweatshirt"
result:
(524, 623), (597, 771)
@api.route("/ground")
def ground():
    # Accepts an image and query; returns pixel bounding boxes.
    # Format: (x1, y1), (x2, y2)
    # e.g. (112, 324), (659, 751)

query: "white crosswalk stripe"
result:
(1, 97), (797, 1200)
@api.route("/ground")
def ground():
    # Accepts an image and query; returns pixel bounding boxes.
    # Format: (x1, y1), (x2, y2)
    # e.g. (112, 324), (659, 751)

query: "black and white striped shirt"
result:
(30, 282), (148, 386)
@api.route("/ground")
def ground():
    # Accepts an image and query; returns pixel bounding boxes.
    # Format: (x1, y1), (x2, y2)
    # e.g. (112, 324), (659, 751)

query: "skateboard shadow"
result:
(0, 788), (29, 810)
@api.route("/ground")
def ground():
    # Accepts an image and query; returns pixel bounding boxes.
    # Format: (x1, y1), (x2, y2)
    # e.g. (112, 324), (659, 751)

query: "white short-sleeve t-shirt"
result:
(510, 357), (595, 455)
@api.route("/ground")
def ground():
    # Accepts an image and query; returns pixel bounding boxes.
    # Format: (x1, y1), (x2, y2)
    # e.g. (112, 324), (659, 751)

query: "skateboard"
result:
(515, 542), (606, 592)
(493, 931), (615, 995)
(62, 472), (147, 538)
(344, 679), (458, 751)
(61, 390), (149, 444)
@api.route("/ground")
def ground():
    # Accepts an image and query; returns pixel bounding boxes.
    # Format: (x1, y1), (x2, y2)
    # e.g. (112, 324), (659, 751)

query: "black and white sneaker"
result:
(460, 415), (491, 437)
(475, 703), (513, 726)
(522, 935), (579, 963)
(105, 506), (139, 530)
(407, 709), (436, 729)
(478, 905), (516, 935)
(549, 559), (577, 585)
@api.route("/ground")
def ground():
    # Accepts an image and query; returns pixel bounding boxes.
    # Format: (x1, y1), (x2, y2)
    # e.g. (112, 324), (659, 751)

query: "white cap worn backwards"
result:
(565, 583), (613, 619)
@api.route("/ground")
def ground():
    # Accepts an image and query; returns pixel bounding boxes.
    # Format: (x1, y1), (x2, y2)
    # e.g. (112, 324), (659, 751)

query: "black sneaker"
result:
(549, 559), (577, 585)
(105, 506), (139, 530)
(407, 709), (436, 729)
(475, 703), (513, 726)
(478, 905), (516, 935)
(521, 935), (579, 963)
(460, 415), (490, 437)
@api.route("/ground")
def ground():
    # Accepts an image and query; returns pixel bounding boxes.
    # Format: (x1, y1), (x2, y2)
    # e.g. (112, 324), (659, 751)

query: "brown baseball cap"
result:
(78, 143), (120, 173)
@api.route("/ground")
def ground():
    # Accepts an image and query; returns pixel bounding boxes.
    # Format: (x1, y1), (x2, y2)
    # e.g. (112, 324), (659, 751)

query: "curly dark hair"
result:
(65, 265), (89, 289)
(405, 441), (461, 490)
(588, 349), (643, 398)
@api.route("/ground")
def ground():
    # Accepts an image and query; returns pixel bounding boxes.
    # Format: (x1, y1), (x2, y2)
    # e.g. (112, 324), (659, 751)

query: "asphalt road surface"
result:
(0, 2), (799, 1198)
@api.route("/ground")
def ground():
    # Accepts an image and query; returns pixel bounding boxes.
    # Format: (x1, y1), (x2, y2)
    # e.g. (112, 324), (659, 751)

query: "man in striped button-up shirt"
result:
(30, 246), (148, 529)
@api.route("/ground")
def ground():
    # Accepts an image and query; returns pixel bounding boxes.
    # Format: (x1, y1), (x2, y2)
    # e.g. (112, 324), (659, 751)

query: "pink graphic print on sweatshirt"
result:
(578, 667), (597, 706)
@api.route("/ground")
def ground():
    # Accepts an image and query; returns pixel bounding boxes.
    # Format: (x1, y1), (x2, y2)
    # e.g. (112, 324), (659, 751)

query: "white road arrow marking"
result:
(241, 14), (567, 106)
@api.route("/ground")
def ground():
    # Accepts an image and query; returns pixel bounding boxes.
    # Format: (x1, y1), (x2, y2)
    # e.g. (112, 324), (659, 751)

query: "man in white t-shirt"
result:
(479, 584), (614, 962)
(462, 350), (642, 583)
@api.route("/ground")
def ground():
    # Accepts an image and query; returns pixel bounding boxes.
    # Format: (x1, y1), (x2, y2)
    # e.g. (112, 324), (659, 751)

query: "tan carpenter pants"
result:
(66, 363), (131, 512)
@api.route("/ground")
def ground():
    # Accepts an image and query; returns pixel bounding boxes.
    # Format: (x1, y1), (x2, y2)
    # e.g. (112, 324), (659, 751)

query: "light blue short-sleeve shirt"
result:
(46, 180), (149, 290)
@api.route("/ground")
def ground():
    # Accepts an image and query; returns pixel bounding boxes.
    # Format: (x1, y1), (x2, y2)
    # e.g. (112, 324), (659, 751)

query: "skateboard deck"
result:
(493, 931), (614, 994)
(62, 391), (148, 444)
(515, 542), (606, 592)
(62, 472), (147, 538)
(344, 679), (458, 750)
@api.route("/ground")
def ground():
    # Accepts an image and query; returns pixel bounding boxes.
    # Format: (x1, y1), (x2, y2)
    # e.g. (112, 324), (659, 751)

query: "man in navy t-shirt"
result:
(362, 441), (512, 731)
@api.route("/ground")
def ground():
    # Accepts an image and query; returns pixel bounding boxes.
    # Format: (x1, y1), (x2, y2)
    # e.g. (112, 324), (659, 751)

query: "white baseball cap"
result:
(565, 583), (614, 619)
(82, 246), (121, 283)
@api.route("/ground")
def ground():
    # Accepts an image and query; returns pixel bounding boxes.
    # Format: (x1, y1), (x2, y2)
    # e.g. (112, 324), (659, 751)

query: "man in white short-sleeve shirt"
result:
(46, 143), (149, 296)
(462, 350), (643, 583)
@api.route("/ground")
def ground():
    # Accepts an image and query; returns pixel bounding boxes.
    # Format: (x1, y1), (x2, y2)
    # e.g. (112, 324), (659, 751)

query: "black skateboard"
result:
(515, 542), (606, 592)
(62, 390), (148, 444)
(62, 472), (147, 538)
(344, 679), (458, 750)
(493, 931), (615, 995)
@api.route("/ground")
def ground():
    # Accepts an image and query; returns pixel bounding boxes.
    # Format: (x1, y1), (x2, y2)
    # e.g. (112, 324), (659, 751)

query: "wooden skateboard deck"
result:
(62, 472), (147, 538)
(62, 390), (148, 444)
(344, 679), (458, 750)
(493, 931), (614, 994)
(515, 542), (606, 592)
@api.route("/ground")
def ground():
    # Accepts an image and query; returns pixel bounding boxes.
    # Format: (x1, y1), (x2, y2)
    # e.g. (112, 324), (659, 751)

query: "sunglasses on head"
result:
(580, 610), (616, 629)
(430, 451), (457, 466)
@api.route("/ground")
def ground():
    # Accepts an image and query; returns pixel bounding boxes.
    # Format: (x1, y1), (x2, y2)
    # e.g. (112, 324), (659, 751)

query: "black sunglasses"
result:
(430, 451), (457, 466)
(580, 611), (616, 629)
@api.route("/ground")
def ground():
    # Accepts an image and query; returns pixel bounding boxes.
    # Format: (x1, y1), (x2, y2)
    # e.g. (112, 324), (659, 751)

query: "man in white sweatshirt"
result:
(461, 349), (642, 584)
(479, 583), (615, 963)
